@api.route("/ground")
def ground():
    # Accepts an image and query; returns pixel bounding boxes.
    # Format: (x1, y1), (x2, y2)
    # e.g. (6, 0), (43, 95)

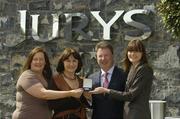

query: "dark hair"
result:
(56, 48), (83, 73)
(23, 46), (52, 80)
(95, 41), (114, 54)
(123, 39), (148, 72)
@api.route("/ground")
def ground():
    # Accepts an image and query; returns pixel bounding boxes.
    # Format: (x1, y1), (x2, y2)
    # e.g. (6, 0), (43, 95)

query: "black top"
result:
(48, 73), (90, 115)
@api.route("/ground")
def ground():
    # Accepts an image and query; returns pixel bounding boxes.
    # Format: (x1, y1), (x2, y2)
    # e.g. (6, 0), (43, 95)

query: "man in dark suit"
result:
(88, 41), (126, 119)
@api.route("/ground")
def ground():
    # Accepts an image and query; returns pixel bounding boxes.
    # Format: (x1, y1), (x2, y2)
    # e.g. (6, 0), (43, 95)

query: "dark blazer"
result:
(108, 63), (153, 119)
(88, 66), (126, 119)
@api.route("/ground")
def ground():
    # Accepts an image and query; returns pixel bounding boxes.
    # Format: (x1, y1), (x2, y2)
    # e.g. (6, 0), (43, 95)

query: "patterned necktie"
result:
(103, 72), (109, 88)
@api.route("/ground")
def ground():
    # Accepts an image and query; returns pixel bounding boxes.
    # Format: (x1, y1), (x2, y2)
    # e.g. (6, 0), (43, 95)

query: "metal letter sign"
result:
(91, 10), (124, 40)
(31, 14), (60, 42)
(64, 13), (90, 41)
(2, 9), (152, 47)
(123, 9), (151, 40)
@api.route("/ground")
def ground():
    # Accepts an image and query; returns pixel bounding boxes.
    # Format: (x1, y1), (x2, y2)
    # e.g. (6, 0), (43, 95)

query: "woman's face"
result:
(31, 52), (46, 73)
(128, 51), (142, 65)
(63, 55), (78, 74)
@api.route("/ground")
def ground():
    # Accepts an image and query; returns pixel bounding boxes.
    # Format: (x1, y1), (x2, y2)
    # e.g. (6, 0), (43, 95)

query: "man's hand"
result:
(89, 87), (110, 94)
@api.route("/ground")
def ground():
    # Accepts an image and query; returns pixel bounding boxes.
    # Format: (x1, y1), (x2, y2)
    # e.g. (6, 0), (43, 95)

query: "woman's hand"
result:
(89, 87), (110, 94)
(70, 88), (83, 98)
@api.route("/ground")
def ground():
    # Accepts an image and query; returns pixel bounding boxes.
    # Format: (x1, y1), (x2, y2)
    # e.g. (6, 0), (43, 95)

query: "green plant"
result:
(156, 0), (180, 39)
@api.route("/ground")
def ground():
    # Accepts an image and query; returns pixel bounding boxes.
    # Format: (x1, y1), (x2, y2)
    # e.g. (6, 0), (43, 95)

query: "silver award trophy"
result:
(83, 78), (92, 91)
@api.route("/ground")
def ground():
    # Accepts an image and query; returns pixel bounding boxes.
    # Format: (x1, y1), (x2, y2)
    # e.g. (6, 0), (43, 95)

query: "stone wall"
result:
(0, 0), (180, 118)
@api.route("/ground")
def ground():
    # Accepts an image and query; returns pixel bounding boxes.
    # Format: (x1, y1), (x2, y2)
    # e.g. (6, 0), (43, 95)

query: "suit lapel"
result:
(92, 71), (101, 88)
(98, 71), (102, 87)
(126, 64), (142, 90)
(108, 66), (117, 88)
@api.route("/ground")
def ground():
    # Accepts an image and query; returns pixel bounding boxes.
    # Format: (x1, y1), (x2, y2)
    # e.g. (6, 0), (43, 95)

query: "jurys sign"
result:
(3, 9), (152, 47)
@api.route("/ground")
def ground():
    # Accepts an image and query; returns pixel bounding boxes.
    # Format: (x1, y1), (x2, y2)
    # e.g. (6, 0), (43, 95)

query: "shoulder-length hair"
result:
(23, 46), (52, 80)
(56, 48), (83, 73)
(123, 39), (148, 72)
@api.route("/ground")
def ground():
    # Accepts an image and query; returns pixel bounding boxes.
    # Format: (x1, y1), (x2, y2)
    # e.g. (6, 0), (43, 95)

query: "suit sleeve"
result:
(108, 65), (153, 101)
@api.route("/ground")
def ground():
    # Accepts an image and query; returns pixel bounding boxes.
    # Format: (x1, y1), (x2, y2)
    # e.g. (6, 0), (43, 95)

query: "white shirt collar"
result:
(101, 65), (115, 76)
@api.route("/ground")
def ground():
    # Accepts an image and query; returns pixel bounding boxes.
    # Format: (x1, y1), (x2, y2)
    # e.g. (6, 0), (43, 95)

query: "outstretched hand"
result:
(70, 88), (83, 98)
(89, 87), (110, 94)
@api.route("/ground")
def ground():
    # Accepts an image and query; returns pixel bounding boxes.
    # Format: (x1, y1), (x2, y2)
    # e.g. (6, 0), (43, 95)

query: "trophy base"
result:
(83, 87), (92, 91)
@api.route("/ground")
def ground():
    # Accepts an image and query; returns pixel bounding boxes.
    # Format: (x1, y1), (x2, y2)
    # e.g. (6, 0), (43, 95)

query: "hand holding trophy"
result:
(83, 78), (92, 91)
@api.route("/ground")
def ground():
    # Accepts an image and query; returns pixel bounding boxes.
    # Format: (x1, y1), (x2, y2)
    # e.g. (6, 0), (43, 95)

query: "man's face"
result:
(96, 48), (114, 71)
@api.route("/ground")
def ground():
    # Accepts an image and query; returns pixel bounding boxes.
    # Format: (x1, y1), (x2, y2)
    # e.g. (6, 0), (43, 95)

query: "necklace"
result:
(63, 72), (76, 80)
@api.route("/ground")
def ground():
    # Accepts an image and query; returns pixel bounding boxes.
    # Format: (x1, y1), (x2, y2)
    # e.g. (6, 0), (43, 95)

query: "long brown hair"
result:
(56, 48), (83, 73)
(23, 47), (52, 80)
(123, 39), (148, 72)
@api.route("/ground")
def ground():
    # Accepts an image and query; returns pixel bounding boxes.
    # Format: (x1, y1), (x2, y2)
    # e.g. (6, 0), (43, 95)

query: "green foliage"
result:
(157, 0), (180, 39)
